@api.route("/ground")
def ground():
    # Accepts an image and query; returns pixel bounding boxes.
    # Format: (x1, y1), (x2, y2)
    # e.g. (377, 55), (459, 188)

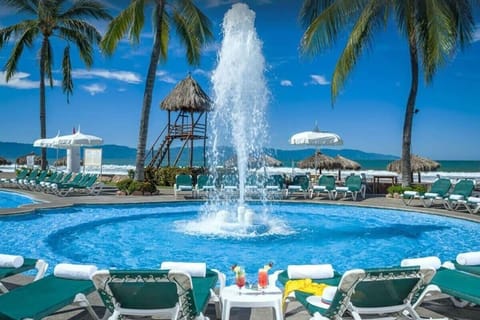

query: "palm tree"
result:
(0, 0), (111, 170)
(101, 0), (213, 182)
(300, 0), (475, 186)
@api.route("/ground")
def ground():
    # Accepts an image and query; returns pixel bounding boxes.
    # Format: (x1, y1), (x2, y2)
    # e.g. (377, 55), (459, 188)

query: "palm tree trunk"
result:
(134, 1), (165, 182)
(39, 37), (48, 170)
(402, 7), (419, 187)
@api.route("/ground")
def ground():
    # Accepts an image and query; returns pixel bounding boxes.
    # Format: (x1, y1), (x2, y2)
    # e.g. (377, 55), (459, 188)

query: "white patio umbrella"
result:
(289, 123), (343, 173)
(54, 128), (103, 147)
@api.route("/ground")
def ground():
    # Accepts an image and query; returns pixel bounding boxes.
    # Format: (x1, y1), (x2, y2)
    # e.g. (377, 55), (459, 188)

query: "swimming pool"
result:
(0, 201), (478, 282)
(0, 190), (36, 208)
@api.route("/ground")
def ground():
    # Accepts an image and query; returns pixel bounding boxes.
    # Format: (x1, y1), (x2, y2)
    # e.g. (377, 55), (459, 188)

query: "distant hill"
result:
(0, 141), (398, 165)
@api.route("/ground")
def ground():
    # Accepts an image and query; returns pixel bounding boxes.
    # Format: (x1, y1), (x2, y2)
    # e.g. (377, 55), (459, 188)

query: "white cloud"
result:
(280, 80), (293, 87)
(82, 83), (106, 95)
(202, 0), (271, 7)
(72, 69), (142, 84)
(308, 74), (330, 86)
(156, 70), (177, 84)
(0, 71), (60, 89)
(193, 69), (211, 78)
(473, 26), (480, 43)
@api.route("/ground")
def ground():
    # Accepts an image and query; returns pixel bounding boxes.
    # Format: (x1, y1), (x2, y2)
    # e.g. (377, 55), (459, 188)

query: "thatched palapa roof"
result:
(334, 155), (361, 170)
(225, 154), (282, 168)
(297, 151), (338, 170)
(160, 74), (211, 112)
(387, 154), (440, 173)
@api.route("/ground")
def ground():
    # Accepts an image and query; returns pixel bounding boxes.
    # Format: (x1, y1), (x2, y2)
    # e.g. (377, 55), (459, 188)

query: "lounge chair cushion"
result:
(0, 275), (95, 320)
(456, 251), (480, 266)
(431, 268), (480, 305)
(0, 258), (38, 279)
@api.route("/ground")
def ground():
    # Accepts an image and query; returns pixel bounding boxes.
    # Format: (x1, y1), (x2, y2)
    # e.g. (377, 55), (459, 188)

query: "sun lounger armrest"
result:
(269, 269), (283, 287)
(210, 268), (226, 294)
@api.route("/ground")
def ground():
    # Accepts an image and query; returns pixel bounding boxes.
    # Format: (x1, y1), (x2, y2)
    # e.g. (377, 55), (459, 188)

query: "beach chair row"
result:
(2, 250), (480, 320)
(0, 255), (225, 320)
(0, 168), (104, 196)
(400, 178), (479, 214)
(174, 173), (367, 201)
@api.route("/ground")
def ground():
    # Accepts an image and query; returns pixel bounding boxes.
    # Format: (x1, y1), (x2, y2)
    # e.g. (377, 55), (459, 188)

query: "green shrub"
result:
(387, 184), (428, 195)
(117, 178), (133, 193)
(387, 185), (404, 195)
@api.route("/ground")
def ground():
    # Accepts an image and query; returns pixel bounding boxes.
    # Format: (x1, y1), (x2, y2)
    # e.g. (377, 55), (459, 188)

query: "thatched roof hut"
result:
(387, 154), (440, 183)
(225, 154), (282, 168)
(334, 155), (361, 170)
(160, 74), (211, 112)
(298, 151), (339, 172)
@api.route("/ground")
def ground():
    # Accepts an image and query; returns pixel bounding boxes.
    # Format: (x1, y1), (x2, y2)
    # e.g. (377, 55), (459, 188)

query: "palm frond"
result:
(1, 0), (38, 15)
(331, 1), (388, 103)
(59, 0), (112, 21)
(101, 0), (145, 54)
(301, 0), (368, 57)
(299, 0), (334, 28)
(444, 0), (474, 48)
(172, 10), (200, 65)
(175, 0), (213, 44)
(59, 28), (94, 67)
(59, 20), (102, 44)
(62, 45), (73, 103)
(0, 20), (38, 48)
(4, 27), (38, 81)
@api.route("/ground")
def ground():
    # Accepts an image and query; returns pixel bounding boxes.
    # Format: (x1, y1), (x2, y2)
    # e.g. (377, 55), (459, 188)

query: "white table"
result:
(221, 285), (283, 320)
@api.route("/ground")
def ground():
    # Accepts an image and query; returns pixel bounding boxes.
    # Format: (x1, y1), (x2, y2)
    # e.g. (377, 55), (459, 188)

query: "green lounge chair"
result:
(286, 174), (310, 199)
(264, 174), (285, 199)
(220, 174), (239, 196)
(334, 174), (365, 201)
(0, 168), (29, 185)
(174, 174), (194, 199)
(273, 264), (342, 314)
(401, 256), (480, 309)
(400, 178), (451, 207)
(0, 269), (99, 320)
(92, 269), (220, 320)
(0, 258), (48, 293)
(453, 196), (480, 214)
(194, 174), (216, 198)
(296, 266), (435, 320)
(310, 175), (336, 200)
(443, 179), (475, 210)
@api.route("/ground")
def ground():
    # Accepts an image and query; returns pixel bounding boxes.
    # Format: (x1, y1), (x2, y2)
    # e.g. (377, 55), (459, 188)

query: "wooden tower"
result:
(146, 75), (211, 168)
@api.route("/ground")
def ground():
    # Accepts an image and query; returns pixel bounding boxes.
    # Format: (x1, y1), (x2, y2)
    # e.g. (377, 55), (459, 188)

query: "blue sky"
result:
(0, 0), (479, 160)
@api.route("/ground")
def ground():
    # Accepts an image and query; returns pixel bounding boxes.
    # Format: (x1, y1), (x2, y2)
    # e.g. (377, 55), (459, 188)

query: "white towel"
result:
(54, 263), (98, 280)
(0, 254), (24, 268)
(160, 261), (206, 277)
(403, 191), (419, 196)
(287, 264), (334, 280)
(456, 251), (480, 266)
(400, 256), (441, 270)
(467, 197), (480, 204)
(321, 286), (337, 304)
(449, 194), (465, 201)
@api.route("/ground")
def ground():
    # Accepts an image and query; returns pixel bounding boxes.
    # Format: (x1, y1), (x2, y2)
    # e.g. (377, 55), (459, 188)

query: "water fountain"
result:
(183, 3), (289, 237)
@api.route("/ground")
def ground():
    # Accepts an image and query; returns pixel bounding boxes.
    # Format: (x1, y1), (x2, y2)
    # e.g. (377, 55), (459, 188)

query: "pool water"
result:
(0, 190), (35, 208)
(0, 201), (478, 283)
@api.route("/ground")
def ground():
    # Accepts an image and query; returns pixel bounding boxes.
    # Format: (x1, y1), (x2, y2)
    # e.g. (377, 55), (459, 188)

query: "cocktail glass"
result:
(235, 268), (246, 294)
(258, 268), (268, 289)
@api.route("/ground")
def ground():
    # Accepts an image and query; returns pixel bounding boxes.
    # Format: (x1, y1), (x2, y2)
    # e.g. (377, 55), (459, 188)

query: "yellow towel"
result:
(282, 279), (328, 309)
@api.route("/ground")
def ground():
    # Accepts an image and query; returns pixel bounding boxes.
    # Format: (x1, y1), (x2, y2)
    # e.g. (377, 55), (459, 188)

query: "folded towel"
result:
(321, 285), (337, 304)
(456, 251), (480, 266)
(403, 191), (419, 197)
(287, 264), (334, 280)
(467, 197), (480, 204)
(54, 263), (98, 280)
(448, 194), (465, 201)
(424, 192), (439, 198)
(400, 256), (441, 270)
(0, 254), (24, 268)
(160, 261), (206, 277)
(282, 279), (329, 309)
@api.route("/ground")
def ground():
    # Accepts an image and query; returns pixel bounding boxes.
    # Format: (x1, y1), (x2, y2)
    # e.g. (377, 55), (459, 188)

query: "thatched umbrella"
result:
(387, 154), (440, 183)
(225, 154), (282, 168)
(334, 155), (361, 180)
(297, 151), (339, 173)
(160, 74), (211, 112)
